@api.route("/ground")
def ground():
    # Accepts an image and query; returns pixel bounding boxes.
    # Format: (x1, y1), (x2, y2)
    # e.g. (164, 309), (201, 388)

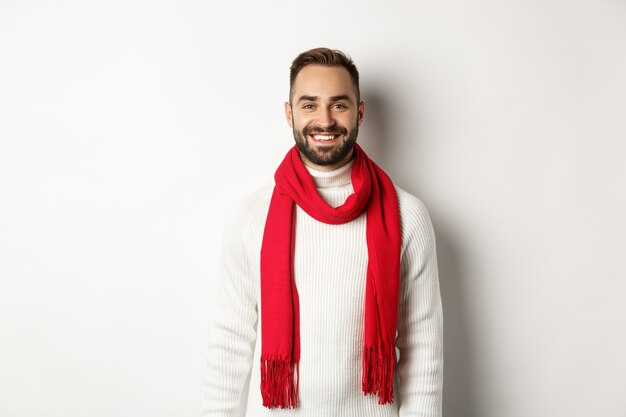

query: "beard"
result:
(292, 122), (358, 167)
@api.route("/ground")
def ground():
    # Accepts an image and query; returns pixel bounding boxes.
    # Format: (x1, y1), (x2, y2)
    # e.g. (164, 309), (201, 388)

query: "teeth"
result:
(313, 134), (335, 141)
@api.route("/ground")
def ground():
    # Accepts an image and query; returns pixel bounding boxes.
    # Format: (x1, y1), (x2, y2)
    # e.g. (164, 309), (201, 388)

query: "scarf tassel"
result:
(362, 345), (395, 405)
(260, 356), (299, 408)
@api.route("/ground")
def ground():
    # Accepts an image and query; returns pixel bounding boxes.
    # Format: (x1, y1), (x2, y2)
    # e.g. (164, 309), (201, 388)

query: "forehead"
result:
(292, 64), (357, 100)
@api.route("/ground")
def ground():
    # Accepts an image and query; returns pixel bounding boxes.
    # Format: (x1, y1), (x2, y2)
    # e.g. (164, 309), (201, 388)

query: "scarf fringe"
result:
(260, 356), (299, 408)
(362, 345), (395, 405)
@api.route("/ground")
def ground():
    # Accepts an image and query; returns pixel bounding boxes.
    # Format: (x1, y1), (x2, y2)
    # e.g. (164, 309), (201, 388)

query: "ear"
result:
(284, 101), (293, 128)
(357, 100), (365, 127)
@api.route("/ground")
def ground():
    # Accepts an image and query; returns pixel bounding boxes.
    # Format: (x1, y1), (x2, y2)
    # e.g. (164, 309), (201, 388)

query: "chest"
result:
(292, 207), (369, 327)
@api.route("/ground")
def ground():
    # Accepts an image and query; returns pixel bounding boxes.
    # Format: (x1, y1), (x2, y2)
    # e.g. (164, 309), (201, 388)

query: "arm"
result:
(396, 197), (444, 417)
(201, 205), (258, 417)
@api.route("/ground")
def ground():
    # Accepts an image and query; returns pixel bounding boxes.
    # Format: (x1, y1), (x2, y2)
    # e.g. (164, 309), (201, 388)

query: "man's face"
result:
(285, 65), (365, 171)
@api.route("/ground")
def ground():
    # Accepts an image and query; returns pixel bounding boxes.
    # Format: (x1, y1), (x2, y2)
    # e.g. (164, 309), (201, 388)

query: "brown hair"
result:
(289, 47), (360, 103)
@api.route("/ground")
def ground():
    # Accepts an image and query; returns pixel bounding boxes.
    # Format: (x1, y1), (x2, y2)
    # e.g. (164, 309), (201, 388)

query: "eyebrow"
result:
(296, 94), (354, 104)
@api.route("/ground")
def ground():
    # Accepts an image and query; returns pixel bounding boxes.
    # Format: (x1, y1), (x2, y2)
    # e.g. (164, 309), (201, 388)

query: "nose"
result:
(317, 107), (334, 129)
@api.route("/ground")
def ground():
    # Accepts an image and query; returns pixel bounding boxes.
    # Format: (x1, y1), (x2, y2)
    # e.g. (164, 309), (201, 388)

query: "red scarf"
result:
(260, 144), (401, 408)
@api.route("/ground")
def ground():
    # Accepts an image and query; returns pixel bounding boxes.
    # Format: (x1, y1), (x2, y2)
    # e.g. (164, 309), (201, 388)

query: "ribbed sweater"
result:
(201, 159), (443, 417)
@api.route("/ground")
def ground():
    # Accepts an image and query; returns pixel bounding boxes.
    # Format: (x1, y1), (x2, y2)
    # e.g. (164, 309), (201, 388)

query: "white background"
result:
(1, 1), (625, 416)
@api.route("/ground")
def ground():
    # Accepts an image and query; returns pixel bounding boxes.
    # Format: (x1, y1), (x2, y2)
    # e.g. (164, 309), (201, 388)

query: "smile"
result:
(309, 134), (340, 143)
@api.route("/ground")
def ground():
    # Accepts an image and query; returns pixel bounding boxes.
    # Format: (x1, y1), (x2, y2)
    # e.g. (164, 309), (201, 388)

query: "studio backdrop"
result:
(1, 1), (624, 416)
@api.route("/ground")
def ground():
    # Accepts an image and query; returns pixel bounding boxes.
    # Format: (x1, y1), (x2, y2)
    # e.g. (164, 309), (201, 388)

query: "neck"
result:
(305, 158), (354, 189)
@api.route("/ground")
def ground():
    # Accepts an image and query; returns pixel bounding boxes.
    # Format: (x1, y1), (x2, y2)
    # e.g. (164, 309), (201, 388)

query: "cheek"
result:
(339, 113), (358, 127)
(295, 115), (314, 130)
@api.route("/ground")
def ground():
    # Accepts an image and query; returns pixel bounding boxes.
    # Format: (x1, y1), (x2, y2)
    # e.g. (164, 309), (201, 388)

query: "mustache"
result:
(303, 126), (348, 135)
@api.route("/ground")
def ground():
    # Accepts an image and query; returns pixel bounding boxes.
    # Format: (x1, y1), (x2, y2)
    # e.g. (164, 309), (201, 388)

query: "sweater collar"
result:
(305, 158), (354, 189)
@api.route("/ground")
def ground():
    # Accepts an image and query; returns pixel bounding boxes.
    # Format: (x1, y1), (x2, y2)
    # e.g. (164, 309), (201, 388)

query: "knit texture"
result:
(201, 159), (443, 417)
(260, 145), (401, 408)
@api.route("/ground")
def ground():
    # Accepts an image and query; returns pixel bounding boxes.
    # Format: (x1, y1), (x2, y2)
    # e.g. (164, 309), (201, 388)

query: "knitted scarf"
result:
(260, 144), (401, 408)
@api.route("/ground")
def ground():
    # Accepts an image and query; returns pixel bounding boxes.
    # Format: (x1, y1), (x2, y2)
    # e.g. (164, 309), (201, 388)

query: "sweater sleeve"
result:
(201, 203), (259, 417)
(396, 195), (444, 417)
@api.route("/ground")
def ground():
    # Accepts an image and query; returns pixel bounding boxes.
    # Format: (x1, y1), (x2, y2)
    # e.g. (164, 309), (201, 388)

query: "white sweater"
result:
(201, 160), (443, 417)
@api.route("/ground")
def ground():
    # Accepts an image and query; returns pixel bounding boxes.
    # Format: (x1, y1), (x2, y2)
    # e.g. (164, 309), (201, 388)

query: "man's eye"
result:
(333, 103), (347, 109)
(303, 104), (315, 110)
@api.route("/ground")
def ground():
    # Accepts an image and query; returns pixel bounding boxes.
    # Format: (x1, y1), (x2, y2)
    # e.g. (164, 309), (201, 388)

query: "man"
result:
(201, 47), (443, 417)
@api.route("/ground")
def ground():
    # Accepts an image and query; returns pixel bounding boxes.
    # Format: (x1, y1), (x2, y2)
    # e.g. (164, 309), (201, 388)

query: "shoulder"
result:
(225, 183), (273, 225)
(234, 183), (274, 217)
(222, 183), (274, 238)
(394, 185), (436, 252)
(395, 186), (433, 229)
